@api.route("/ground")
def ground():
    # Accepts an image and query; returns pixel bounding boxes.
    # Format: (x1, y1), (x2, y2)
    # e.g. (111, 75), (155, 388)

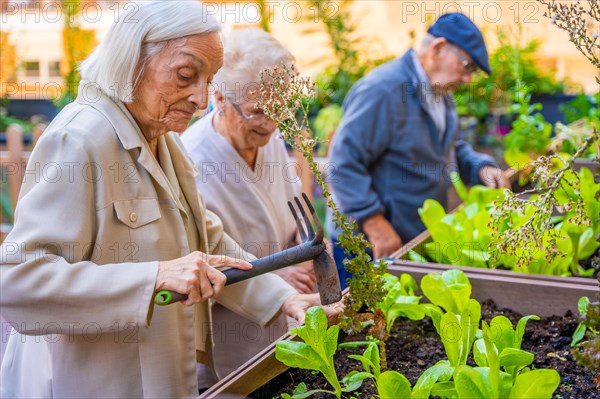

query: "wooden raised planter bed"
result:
(201, 165), (598, 397)
(199, 262), (599, 398)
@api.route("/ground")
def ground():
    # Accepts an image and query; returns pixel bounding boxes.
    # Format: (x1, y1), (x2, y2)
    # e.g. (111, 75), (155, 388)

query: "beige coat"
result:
(0, 82), (296, 398)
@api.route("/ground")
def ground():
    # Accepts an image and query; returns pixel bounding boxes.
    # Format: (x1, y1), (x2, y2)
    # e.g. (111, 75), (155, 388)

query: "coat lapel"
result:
(76, 82), (177, 204)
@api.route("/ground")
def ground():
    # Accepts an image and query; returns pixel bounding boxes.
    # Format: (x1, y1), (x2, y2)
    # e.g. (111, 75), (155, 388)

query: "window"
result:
(49, 61), (61, 77)
(23, 61), (40, 77)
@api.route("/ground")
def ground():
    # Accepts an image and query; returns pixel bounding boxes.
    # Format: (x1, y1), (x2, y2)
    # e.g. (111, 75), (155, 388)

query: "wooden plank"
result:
(388, 262), (598, 317)
(573, 158), (598, 172)
(199, 334), (292, 398)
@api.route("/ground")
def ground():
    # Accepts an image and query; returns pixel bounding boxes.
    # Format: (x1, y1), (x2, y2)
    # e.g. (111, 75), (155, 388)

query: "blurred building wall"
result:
(1, 0), (598, 101)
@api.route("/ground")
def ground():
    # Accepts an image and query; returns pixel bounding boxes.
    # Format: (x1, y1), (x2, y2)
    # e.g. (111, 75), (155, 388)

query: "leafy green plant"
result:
(420, 269), (473, 315)
(411, 270), (482, 398)
(340, 338), (412, 398)
(415, 174), (504, 269)
(472, 315), (540, 380)
(278, 319), (413, 398)
(571, 296), (592, 346)
(275, 307), (343, 398)
(452, 321), (560, 399)
(376, 273), (426, 335)
(571, 292), (600, 385)
(413, 270), (560, 399)
(505, 88), (599, 171)
(412, 303), (483, 397)
(503, 86), (553, 170)
(416, 169), (599, 276)
(560, 92), (600, 124)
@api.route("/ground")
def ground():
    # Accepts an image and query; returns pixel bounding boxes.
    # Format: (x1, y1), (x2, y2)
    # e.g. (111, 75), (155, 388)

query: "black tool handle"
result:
(223, 242), (325, 285)
(154, 242), (326, 305)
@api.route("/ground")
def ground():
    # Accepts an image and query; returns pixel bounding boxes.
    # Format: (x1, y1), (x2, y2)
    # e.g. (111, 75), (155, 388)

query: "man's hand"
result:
(155, 252), (252, 306)
(479, 165), (511, 189)
(361, 213), (402, 259)
(273, 262), (317, 294)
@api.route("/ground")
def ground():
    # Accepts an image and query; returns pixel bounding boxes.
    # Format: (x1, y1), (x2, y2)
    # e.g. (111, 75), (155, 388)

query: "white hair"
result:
(213, 28), (295, 103)
(79, 1), (221, 103)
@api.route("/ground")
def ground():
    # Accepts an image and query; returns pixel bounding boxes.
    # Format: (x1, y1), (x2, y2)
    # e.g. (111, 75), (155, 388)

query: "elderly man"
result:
(328, 13), (509, 282)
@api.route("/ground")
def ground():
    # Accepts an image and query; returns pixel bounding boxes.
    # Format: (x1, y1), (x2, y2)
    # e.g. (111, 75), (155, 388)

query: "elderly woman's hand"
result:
(156, 252), (252, 306)
(273, 261), (317, 294)
(281, 293), (344, 327)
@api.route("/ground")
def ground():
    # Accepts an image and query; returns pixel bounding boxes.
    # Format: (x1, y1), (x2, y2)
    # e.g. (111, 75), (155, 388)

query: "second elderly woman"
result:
(0, 3), (338, 397)
(181, 28), (317, 379)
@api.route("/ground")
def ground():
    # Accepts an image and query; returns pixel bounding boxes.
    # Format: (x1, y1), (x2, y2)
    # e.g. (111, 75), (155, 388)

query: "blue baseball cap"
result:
(427, 13), (491, 75)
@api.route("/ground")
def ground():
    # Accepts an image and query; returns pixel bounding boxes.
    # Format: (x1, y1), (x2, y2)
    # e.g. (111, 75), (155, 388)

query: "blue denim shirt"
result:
(326, 49), (496, 243)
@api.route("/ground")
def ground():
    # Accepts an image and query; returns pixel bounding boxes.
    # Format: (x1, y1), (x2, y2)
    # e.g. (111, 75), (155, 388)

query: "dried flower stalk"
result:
(539, 0), (599, 81)
(489, 128), (599, 269)
(257, 65), (387, 335)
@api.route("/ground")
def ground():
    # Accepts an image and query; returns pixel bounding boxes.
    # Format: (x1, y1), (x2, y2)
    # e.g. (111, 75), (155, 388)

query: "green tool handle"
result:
(154, 290), (188, 305)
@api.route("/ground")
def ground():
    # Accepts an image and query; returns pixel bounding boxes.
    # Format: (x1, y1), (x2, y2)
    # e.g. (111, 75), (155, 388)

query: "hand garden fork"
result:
(154, 193), (342, 305)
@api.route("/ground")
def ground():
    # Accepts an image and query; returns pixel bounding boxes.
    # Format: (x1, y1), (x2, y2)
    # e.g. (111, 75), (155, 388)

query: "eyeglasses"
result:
(447, 44), (477, 74)
(228, 99), (270, 126)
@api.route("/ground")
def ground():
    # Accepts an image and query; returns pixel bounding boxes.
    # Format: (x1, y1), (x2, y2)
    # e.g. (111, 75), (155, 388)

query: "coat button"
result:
(129, 212), (138, 223)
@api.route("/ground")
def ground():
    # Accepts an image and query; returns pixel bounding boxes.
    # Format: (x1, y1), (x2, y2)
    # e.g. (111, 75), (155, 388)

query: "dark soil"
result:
(251, 300), (599, 398)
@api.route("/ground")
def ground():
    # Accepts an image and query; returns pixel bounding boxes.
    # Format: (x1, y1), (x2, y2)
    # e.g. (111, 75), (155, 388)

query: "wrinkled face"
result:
(431, 43), (476, 93)
(131, 33), (223, 136)
(220, 96), (279, 150)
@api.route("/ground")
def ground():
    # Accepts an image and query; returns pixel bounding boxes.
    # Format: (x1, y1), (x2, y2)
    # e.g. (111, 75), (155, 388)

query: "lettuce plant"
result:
(572, 293), (600, 383)
(417, 169), (599, 276)
(340, 339), (412, 398)
(453, 321), (560, 399)
(571, 296), (591, 346)
(411, 299), (482, 398)
(419, 269), (474, 333)
(472, 314), (540, 381)
(376, 273), (427, 335)
(413, 270), (560, 399)
(276, 307), (343, 398)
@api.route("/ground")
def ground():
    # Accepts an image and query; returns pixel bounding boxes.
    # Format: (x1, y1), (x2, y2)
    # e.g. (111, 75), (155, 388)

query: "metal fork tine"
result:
(294, 196), (315, 240)
(302, 193), (324, 242)
(288, 201), (307, 241)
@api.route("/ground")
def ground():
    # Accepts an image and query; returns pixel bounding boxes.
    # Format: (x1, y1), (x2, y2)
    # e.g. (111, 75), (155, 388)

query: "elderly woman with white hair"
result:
(181, 28), (317, 378)
(0, 3), (337, 398)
